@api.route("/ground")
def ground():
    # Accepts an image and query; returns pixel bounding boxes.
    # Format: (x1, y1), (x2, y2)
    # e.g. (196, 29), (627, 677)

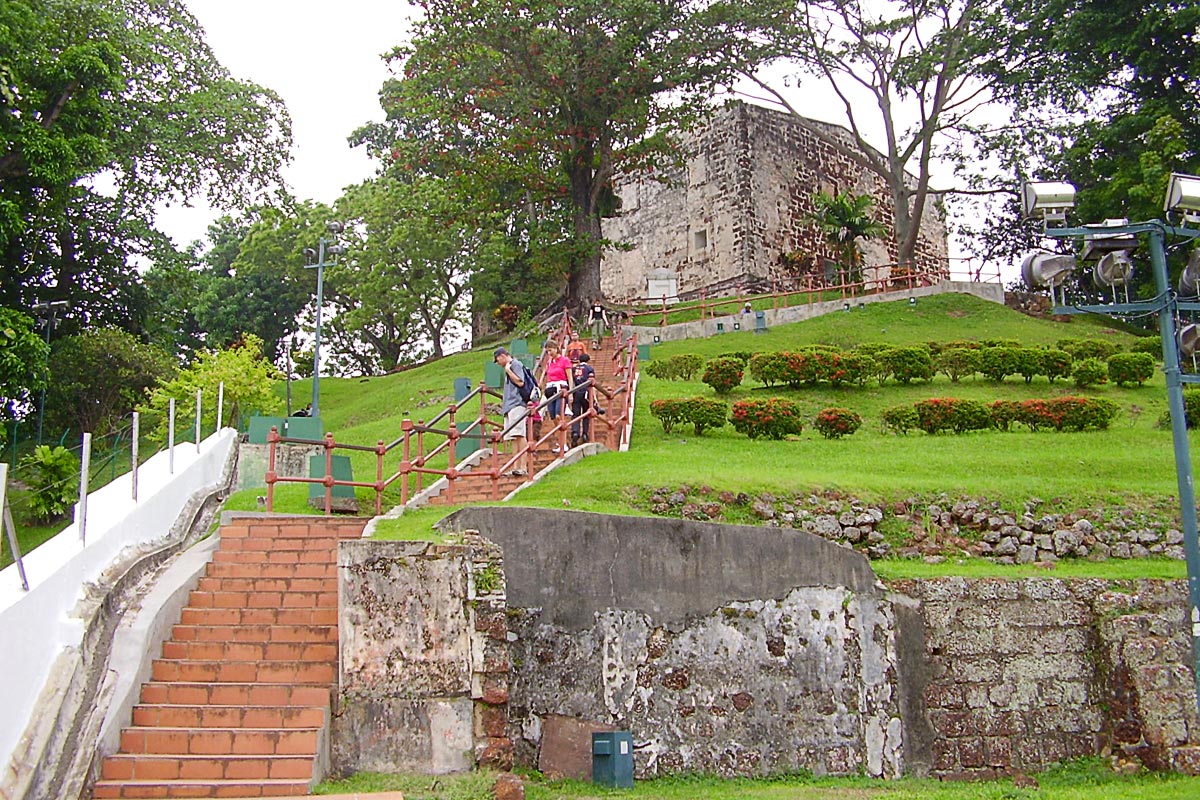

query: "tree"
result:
(378, 0), (776, 313)
(749, 0), (1022, 271)
(333, 175), (510, 368)
(141, 335), (282, 436)
(806, 191), (888, 285)
(43, 327), (175, 435)
(0, 307), (48, 422)
(0, 0), (291, 329)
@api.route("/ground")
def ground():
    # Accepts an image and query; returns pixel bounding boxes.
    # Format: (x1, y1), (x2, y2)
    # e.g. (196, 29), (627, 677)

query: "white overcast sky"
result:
(157, 1), (416, 247)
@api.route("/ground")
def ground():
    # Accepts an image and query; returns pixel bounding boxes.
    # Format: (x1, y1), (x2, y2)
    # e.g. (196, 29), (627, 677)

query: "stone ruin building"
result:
(600, 100), (950, 304)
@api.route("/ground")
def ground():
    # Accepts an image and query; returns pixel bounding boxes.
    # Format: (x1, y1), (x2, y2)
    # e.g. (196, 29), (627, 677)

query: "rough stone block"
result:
(537, 715), (616, 781)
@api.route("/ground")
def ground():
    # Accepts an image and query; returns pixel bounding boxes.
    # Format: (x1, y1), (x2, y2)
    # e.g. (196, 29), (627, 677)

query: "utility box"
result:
(591, 731), (634, 788)
(754, 310), (768, 333)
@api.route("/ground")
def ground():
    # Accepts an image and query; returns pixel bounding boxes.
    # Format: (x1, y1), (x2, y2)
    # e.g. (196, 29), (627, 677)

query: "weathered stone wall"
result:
(333, 536), (512, 776)
(891, 578), (1200, 779)
(601, 102), (949, 303)
(336, 510), (1199, 781)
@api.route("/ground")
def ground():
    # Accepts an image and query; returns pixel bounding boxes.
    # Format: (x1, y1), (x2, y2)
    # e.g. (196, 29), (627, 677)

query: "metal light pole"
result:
(1024, 178), (1200, 714)
(32, 300), (68, 445)
(303, 222), (345, 419)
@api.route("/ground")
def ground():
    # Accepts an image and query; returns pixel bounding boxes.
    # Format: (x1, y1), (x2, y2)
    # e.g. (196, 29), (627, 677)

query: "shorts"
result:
(503, 406), (528, 440)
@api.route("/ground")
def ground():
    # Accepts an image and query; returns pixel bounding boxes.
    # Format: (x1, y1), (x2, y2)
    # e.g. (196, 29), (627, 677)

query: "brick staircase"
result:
(426, 336), (626, 506)
(91, 517), (368, 799)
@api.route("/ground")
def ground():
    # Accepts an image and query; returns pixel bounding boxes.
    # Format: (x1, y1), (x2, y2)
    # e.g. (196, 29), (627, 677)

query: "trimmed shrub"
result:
(814, 407), (863, 439)
(978, 346), (1020, 382)
(1072, 357), (1108, 388)
(725, 351), (755, 365)
(881, 346), (934, 384)
(1013, 348), (1042, 384)
(989, 400), (1023, 431)
(650, 397), (729, 435)
(730, 397), (805, 440)
(913, 397), (992, 434)
(1130, 336), (1162, 357)
(1039, 349), (1073, 383)
(1016, 396), (1119, 431)
(981, 338), (1022, 349)
(671, 353), (705, 381)
(1107, 352), (1155, 387)
(701, 356), (744, 395)
(837, 351), (877, 387)
(881, 405), (919, 435)
(643, 360), (676, 380)
(748, 352), (789, 387)
(1058, 338), (1119, 361)
(1184, 389), (1200, 427)
(935, 347), (980, 383)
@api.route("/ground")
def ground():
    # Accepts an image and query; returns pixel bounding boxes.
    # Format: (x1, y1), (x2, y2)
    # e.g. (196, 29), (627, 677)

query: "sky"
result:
(158, 1), (416, 247)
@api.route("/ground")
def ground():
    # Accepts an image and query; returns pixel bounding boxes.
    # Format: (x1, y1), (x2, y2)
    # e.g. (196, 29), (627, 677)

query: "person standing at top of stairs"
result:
(587, 302), (609, 350)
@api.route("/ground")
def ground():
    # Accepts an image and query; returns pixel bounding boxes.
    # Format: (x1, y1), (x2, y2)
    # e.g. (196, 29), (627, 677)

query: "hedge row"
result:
(884, 396), (1119, 435)
(649, 397), (862, 440)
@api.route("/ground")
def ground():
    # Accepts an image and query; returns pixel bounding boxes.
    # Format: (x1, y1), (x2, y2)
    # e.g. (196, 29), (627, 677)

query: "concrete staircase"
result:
(91, 516), (368, 799)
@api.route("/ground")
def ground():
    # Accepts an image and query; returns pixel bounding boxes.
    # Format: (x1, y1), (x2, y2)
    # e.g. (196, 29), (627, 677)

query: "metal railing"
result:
(265, 319), (640, 515)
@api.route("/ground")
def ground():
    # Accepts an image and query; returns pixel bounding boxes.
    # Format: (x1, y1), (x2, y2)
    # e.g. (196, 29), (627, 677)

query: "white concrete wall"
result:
(0, 429), (237, 772)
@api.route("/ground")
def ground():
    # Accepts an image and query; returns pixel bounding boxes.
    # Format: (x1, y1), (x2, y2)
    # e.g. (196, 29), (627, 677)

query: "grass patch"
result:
(873, 556), (1187, 581)
(314, 762), (1200, 799)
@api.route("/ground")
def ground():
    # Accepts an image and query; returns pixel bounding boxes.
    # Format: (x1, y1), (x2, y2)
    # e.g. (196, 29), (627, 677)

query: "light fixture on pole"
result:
(32, 299), (69, 445)
(303, 221), (346, 419)
(1020, 176), (1200, 716)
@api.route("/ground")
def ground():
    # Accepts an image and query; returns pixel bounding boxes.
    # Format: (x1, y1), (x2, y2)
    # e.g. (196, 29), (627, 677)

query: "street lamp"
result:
(303, 221), (346, 419)
(1021, 175), (1200, 714)
(32, 300), (69, 445)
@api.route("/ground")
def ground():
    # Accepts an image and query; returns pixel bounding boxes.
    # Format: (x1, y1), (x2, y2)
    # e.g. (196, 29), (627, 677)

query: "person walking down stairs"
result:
(494, 347), (531, 476)
(569, 352), (595, 448)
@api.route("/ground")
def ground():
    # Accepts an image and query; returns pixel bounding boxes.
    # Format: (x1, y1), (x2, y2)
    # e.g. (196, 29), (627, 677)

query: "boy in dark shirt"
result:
(569, 353), (596, 446)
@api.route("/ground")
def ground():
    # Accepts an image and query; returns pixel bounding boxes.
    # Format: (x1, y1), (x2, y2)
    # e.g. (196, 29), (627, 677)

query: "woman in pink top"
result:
(540, 342), (574, 448)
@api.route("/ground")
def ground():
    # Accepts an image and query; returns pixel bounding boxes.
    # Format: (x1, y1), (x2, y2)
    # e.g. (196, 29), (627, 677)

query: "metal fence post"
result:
(0, 463), (29, 590)
(78, 432), (91, 546)
(218, 381), (225, 430)
(131, 411), (139, 502)
(168, 398), (176, 474)
(195, 388), (202, 453)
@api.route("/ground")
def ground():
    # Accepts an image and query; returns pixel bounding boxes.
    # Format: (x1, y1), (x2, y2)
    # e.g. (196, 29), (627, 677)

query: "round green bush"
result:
(979, 346), (1020, 382)
(1130, 336), (1162, 357)
(881, 405), (919, 435)
(881, 346), (934, 384)
(1072, 357), (1108, 388)
(1107, 352), (1155, 387)
(1039, 349), (1074, 383)
(729, 397), (805, 439)
(814, 407), (863, 439)
(701, 356), (744, 395)
(935, 347), (981, 383)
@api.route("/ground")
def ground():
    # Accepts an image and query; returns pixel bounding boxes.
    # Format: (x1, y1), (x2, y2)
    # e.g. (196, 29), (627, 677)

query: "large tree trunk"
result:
(564, 158), (604, 315)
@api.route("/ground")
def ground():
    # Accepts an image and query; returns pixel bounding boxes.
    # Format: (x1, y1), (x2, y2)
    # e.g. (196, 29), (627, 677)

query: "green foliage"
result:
(650, 397), (729, 436)
(1017, 397), (1120, 432)
(644, 353), (705, 382)
(805, 191), (887, 283)
(649, 398), (688, 434)
(1107, 352), (1156, 388)
(1060, 338), (1120, 361)
(44, 327), (175, 434)
(701, 357), (744, 395)
(813, 407), (862, 439)
(1072, 357), (1109, 388)
(730, 398), (805, 440)
(880, 405), (919, 435)
(17, 445), (79, 522)
(142, 335), (281, 437)
(978, 346), (1020, 382)
(1130, 336), (1162, 357)
(988, 400), (1023, 431)
(935, 347), (981, 383)
(881, 346), (934, 384)
(914, 398), (992, 435)
(1013, 347), (1043, 384)
(1040, 349), (1074, 383)
(1184, 389), (1200, 428)
(0, 307), (48, 419)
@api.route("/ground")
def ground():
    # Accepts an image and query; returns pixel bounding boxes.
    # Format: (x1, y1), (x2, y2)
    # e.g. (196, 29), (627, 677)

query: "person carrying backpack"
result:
(494, 347), (537, 476)
(569, 352), (596, 447)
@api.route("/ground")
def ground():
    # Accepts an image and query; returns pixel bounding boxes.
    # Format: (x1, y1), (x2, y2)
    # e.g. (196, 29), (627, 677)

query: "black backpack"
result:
(514, 363), (541, 404)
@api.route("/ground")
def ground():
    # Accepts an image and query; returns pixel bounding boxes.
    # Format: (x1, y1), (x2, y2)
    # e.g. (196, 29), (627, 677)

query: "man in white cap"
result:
(494, 347), (529, 476)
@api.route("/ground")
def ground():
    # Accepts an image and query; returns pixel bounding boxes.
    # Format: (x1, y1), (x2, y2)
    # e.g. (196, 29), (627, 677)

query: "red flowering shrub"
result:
(913, 397), (991, 434)
(730, 397), (805, 439)
(814, 407), (863, 439)
(492, 304), (521, 332)
(701, 356), (744, 395)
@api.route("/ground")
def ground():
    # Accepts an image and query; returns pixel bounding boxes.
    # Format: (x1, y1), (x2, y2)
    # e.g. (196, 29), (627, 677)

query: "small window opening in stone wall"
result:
(693, 229), (708, 251)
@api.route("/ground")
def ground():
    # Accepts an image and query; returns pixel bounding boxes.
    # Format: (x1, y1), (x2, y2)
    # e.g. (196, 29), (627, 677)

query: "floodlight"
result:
(1022, 181), (1076, 225)
(1164, 173), (1200, 223)
(1180, 323), (1200, 359)
(326, 221), (345, 234)
(1180, 248), (1200, 297)
(1081, 219), (1137, 260)
(1093, 251), (1132, 287)
(1020, 251), (1077, 289)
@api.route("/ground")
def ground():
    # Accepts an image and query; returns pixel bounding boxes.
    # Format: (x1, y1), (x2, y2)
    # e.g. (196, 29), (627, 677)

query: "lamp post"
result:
(32, 300), (68, 445)
(1023, 175), (1200, 714)
(302, 222), (345, 419)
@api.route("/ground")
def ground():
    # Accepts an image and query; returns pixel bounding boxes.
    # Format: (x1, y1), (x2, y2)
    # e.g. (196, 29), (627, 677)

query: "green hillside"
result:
(243, 292), (1192, 578)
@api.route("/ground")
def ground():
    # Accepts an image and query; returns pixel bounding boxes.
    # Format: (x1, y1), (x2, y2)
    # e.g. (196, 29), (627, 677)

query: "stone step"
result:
(220, 535), (342, 552)
(204, 562), (336, 580)
(130, 704), (326, 730)
(92, 777), (311, 798)
(210, 549), (336, 566)
(170, 624), (337, 644)
(184, 589), (334, 610)
(218, 521), (366, 541)
(150, 659), (336, 685)
(117, 726), (320, 756)
(138, 682), (332, 708)
(196, 576), (337, 594)
(99, 752), (315, 782)
(161, 639), (337, 663)
(178, 606), (337, 627)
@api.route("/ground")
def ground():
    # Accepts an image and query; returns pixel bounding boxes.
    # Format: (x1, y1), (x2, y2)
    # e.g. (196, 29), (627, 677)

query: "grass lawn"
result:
(315, 760), (1200, 799)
